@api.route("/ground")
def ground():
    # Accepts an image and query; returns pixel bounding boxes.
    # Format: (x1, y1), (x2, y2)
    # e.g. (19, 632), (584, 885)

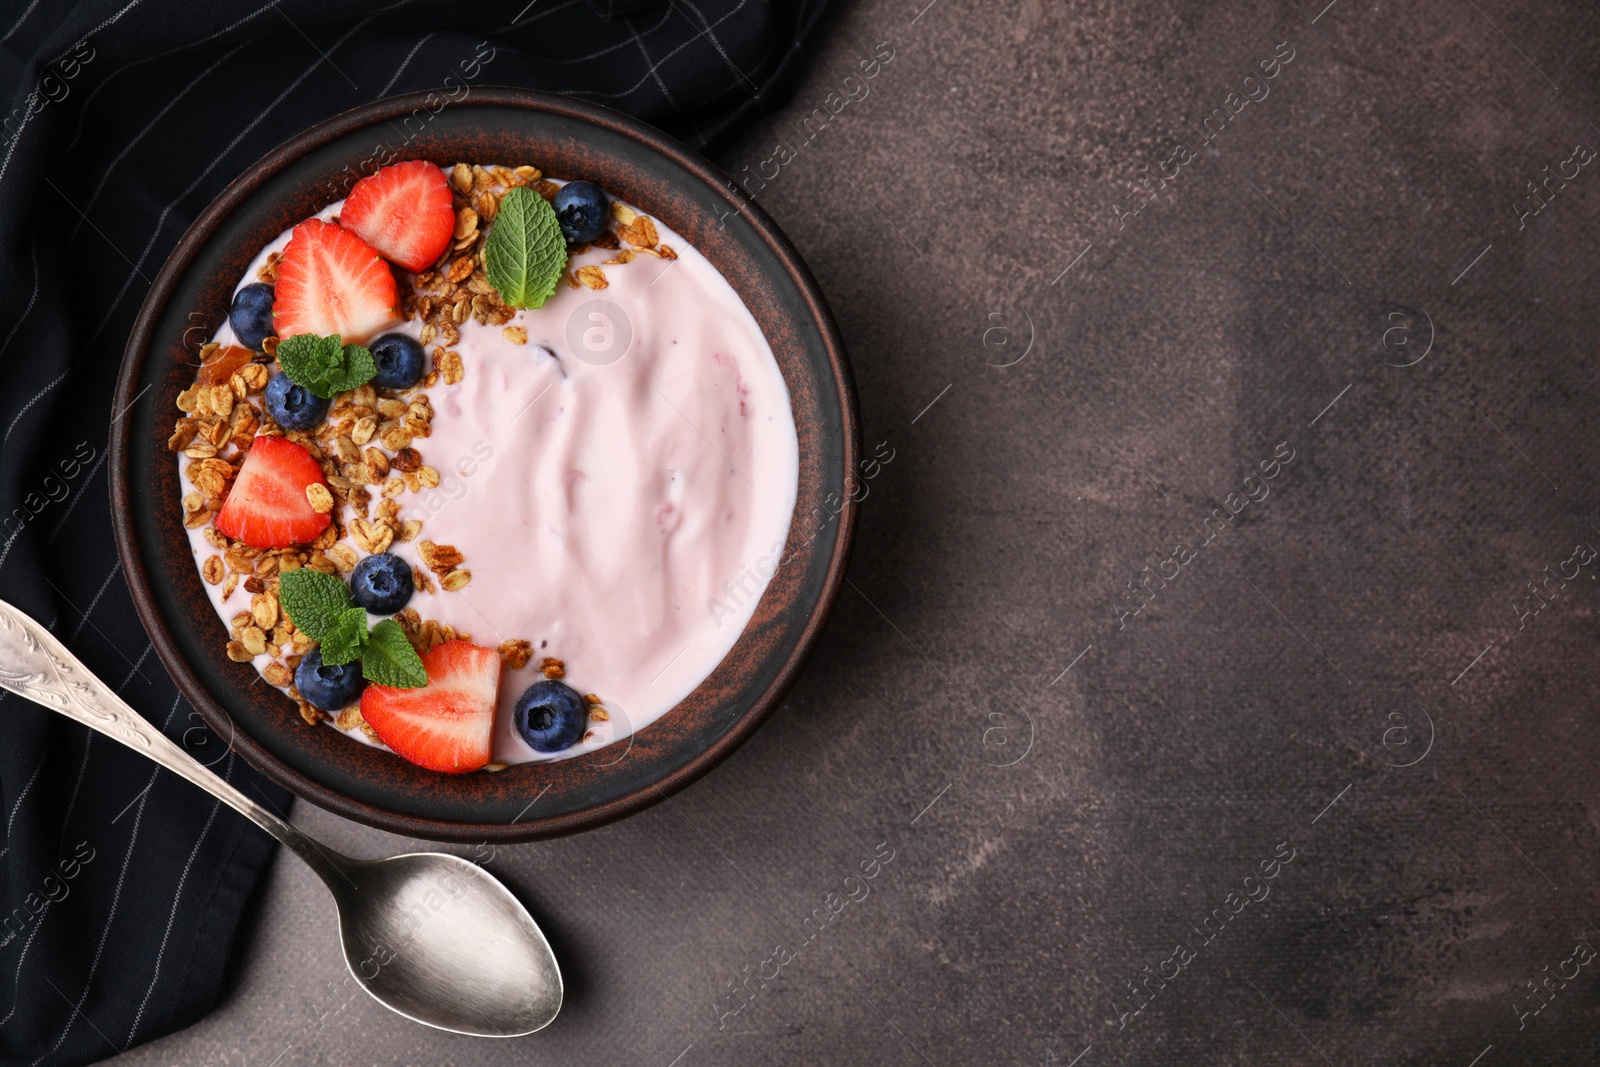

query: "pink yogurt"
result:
(182, 180), (799, 765)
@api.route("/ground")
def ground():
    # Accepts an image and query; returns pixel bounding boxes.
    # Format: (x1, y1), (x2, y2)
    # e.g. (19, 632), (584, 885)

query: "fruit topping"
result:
(360, 640), (500, 773)
(229, 282), (276, 349)
(294, 648), (365, 711)
(214, 435), (332, 549)
(339, 160), (456, 273)
(550, 181), (609, 244)
(369, 333), (426, 390)
(350, 552), (413, 615)
(272, 219), (398, 343)
(513, 678), (587, 753)
(263, 372), (330, 431)
(196, 344), (255, 385)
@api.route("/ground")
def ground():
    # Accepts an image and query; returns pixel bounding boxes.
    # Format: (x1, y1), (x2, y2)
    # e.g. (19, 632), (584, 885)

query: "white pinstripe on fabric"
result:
(0, 0), (291, 191)
(493, 0), (587, 33)
(376, 30), (435, 98)
(0, 757), (45, 865)
(116, 644), (153, 688)
(58, 0), (287, 160)
(673, 0), (759, 93)
(625, 19), (680, 109)
(52, 732), (94, 860)
(0, 657), (158, 956)
(567, 0), (753, 102)
(19, 694), (180, 1061)
(65, 40), (252, 249)
(0, 444), (104, 578)
(533, 6), (676, 65)
(78, 0), (152, 41)
(67, 561), (122, 643)
(0, 528), (22, 579)
(0, 0), (44, 44)
(0, 228), (40, 366)
(0, 28), (116, 191)
(42, 447), (107, 547)
(0, 367), (67, 455)
(123, 751), (232, 1045)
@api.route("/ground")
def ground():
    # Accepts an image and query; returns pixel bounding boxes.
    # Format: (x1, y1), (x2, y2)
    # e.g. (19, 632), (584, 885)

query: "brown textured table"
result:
(108, 0), (1600, 1063)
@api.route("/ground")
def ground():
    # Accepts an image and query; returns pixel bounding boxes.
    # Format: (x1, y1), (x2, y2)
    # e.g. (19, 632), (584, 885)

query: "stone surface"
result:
(108, 0), (1600, 1063)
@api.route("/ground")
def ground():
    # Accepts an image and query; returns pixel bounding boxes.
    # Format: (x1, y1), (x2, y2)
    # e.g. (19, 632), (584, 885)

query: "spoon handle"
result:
(0, 597), (342, 880)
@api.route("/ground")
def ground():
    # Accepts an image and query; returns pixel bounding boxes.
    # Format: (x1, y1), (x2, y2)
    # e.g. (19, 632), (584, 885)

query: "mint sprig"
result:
(484, 186), (566, 310)
(364, 620), (429, 688)
(278, 568), (354, 640)
(276, 568), (427, 688)
(319, 607), (370, 666)
(276, 333), (377, 399)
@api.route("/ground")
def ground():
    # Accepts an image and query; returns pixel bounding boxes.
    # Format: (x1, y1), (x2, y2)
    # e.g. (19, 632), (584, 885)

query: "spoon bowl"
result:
(330, 852), (562, 1036)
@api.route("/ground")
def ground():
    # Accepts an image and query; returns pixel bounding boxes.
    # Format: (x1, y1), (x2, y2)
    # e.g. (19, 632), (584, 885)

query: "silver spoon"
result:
(0, 598), (562, 1037)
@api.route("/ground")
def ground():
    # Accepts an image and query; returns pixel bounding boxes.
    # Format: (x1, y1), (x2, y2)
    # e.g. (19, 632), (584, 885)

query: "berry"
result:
(360, 640), (500, 773)
(350, 552), (413, 614)
(513, 679), (587, 753)
(369, 333), (426, 390)
(272, 219), (398, 343)
(339, 161), (456, 273)
(263, 372), (330, 431)
(214, 435), (333, 549)
(294, 648), (365, 711)
(551, 181), (609, 244)
(230, 283), (276, 349)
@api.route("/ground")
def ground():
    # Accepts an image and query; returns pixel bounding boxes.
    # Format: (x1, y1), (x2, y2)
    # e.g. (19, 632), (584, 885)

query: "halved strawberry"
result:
(214, 435), (332, 549)
(338, 161), (456, 273)
(360, 641), (500, 773)
(272, 219), (399, 343)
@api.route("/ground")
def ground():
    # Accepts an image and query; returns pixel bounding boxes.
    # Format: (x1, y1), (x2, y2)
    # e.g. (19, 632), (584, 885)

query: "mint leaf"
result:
(319, 607), (370, 666)
(363, 620), (428, 688)
(278, 568), (355, 641)
(328, 342), (376, 394)
(485, 186), (566, 310)
(276, 333), (377, 399)
(274, 334), (339, 395)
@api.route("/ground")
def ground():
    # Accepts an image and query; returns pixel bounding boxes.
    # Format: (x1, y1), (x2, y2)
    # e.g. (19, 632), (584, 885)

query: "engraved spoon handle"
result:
(0, 597), (343, 881)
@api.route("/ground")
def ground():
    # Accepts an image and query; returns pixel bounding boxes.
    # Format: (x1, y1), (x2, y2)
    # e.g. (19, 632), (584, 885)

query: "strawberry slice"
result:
(272, 219), (399, 343)
(214, 435), (332, 549)
(338, 161), (456, 273)
(360, 641), (500, 773)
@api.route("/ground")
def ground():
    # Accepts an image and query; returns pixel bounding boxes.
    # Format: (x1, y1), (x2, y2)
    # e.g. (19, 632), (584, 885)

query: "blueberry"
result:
(551, 181), (609, 244)
(230, 283), (276, 350)
(294, 648), (365, 711)
(514, 679), (587, 753)
(264, 372), (330, 431)
(350, 552), (414, 615)
(369, 333), (425, 390)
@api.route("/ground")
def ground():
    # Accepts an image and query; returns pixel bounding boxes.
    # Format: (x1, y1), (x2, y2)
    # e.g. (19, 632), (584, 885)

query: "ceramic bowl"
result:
(110, 89), (857, 842)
